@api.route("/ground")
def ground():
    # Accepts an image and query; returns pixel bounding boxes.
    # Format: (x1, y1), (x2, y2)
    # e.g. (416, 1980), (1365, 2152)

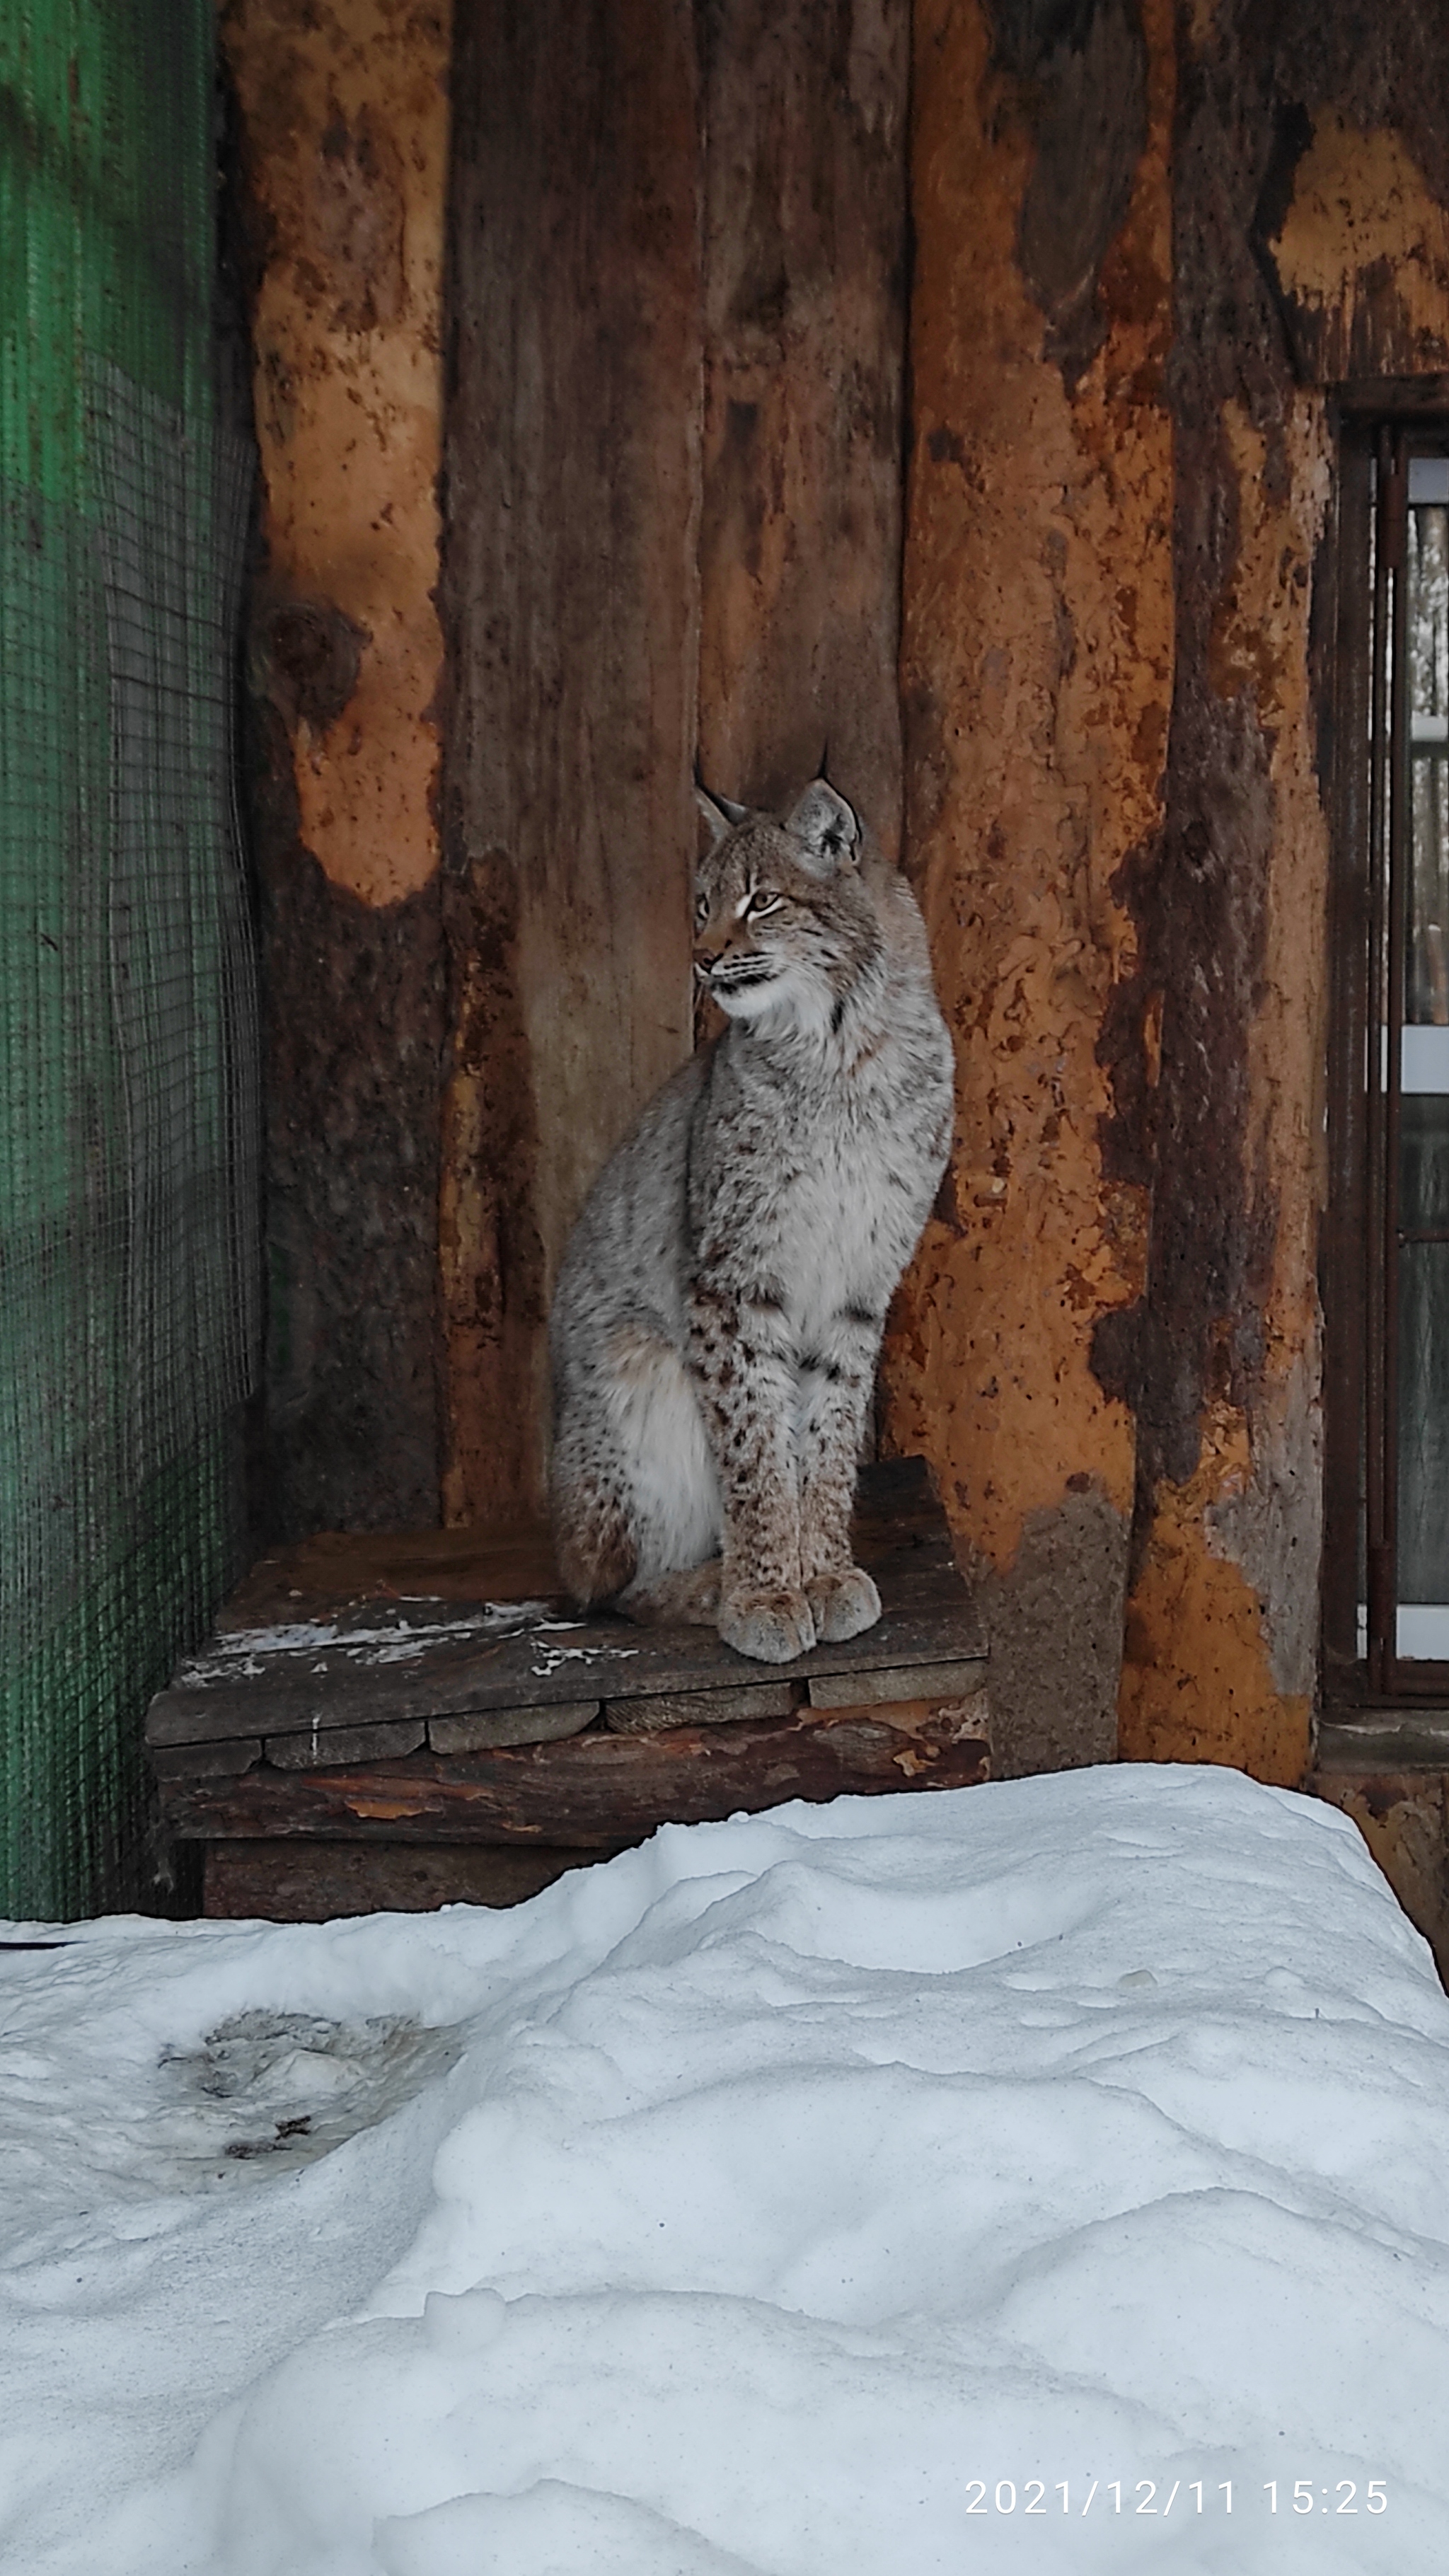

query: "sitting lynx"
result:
(548, 776), (953, 1664)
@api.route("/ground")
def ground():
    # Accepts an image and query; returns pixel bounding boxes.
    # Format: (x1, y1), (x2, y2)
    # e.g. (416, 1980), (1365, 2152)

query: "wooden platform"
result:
(147, 1458), (990, 1919)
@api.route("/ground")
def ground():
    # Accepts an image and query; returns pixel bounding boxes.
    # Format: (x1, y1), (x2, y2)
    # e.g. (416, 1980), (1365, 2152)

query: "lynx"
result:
(548, 776), (953, 1664)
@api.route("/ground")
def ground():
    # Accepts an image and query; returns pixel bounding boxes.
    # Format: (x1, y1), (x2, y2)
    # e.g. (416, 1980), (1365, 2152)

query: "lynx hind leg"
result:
(602, 1321), (721, 1591)
(616, 1560), (722, 1627)
(550, 1459), (637, 1610)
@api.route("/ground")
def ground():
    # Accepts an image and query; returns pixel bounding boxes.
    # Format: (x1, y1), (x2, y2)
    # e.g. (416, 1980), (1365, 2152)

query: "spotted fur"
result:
(548, 777), (953, 1664)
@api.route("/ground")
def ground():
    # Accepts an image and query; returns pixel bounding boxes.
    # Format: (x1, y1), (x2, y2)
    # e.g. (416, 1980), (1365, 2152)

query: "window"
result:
(1324, 424), (1449, 1703)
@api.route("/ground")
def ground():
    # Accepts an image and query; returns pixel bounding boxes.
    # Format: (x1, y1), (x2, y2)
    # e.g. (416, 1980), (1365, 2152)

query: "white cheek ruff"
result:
(714, 978), (778, 1020)
(708, 955), (778, 1005)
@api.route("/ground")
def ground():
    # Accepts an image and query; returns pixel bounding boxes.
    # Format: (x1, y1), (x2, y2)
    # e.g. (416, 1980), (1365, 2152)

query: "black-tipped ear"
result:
(695, 782), (749, 845)
(786, 777), (860, 873)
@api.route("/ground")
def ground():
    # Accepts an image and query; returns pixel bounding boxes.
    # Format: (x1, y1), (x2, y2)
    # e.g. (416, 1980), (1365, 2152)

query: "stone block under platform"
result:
(146, 1458), (991, 1920)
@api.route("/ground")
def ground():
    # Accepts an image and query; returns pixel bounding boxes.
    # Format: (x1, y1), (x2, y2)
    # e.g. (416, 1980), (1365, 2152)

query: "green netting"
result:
(1, 0), (259, 1918)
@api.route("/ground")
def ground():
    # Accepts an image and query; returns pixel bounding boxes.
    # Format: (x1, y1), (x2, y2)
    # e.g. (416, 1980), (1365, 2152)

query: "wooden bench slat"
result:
(603, 1679), (799, 1734)
(427, 1699), (600, 1755)
(146, 1590), (987, 1748)
(267, 1719), (427, 1769)
(807, 1660), (991, 1710)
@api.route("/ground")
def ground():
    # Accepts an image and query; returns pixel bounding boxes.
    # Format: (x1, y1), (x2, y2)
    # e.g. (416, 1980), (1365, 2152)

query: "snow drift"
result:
(2, 1763), (1447, 2572)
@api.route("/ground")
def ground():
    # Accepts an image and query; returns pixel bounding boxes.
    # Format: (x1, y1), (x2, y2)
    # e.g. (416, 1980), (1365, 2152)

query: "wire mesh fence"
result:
(1, 0), (259, 1918)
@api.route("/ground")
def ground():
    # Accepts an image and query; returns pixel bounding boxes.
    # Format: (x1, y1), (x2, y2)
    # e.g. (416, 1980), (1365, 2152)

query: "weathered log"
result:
(440, 0), (703, 1518)
(202, 1839), (622, 1922)
(696, 0), (909, 848)
(160, 1698), (991, 1848)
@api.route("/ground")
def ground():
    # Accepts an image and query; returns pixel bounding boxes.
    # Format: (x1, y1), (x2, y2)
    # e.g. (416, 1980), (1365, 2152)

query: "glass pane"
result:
(1400, 484), (1449, 1650)
(1397, 1237), (1449, 1619)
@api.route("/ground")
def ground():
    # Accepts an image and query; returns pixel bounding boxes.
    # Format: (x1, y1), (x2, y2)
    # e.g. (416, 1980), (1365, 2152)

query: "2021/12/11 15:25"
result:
(959, 2478), (1389, 2515)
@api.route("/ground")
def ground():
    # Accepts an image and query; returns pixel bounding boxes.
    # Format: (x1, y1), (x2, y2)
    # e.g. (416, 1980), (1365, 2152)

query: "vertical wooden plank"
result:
(696, 0), (909, 852)
(222, 0), (452, 1534)
(440, 0), (703, 1518)
(887, 0), (1172, 1777)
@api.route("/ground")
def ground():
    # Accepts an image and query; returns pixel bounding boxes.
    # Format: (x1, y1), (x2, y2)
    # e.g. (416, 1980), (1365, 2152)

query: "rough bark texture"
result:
(695, 0), (910, 852)
(160, 1701), (991, 1844)
(986, 0), (1148, 390)
(884, 0), (1173, 1775)
(248, 710), (444, 1534)
(1106, 4), (1449, 1781)
(439, 0), (704, 1519)
(204, 1838), (619, 1919)
(894, 0), (1449, 1788)
(222, 0), (450, 1537)
(1310, 1770), (1449, 1989)
(221, 0), (449, 908)
(1100, 25), (1327, 1779)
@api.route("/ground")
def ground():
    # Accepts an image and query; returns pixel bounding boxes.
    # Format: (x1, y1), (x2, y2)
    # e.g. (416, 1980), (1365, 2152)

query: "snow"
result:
(2, 1762), (1448, 2573)
(174, 1605), (584, 1682)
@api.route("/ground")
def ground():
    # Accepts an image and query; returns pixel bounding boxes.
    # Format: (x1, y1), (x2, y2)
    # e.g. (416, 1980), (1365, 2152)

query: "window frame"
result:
(1323, 412), (1449, 1709)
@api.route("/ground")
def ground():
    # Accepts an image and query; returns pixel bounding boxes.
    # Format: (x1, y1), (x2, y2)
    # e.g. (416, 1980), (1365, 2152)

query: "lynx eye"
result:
(694, 892), (709, 926)
(747, 891), (782, 918)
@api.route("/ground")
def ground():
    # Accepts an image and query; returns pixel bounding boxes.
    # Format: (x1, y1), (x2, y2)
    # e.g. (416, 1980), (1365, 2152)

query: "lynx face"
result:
(693, 780), (883, 1036)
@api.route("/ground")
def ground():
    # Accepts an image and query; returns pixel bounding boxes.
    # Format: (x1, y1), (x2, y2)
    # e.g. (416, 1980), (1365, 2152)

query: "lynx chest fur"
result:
(549, 777), (952, 1665)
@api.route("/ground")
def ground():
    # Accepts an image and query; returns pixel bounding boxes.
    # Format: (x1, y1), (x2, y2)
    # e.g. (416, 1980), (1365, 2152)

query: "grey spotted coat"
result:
(548, 778), (954, 1663)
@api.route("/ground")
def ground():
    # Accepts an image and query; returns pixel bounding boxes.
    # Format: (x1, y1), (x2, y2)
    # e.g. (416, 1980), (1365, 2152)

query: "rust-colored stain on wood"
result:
(160, 1703), (991, 1847)
(221, 0), (449, 908)
(1101, 6), (1346, 1786)
(1309, 1771), (1449, 1987)
(883, 0), (1173, 1771)
(1119, 1404), (1312, 1786)
(1116, 379), (1330, 1770)
(1267, 114), (1449, 386)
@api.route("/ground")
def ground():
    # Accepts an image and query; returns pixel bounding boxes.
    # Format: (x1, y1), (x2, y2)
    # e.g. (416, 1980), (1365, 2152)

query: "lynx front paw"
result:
(717, 1588), (816, 1664)
(804, 1566), (882, 1644)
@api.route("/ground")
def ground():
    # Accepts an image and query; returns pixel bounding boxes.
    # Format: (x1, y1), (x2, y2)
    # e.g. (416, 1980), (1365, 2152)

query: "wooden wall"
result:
(440, 0), (910, 1520)
(883, 0), (1172, 1776)
(226, 0), (1449, 1787)
(221, 0), (451, 1533)
(889, 0), (1449, 1779)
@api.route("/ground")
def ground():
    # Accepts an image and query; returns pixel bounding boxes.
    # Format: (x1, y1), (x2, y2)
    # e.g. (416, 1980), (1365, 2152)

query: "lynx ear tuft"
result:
(786, 777), (860, 874)
(695, 784), (749, 845)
